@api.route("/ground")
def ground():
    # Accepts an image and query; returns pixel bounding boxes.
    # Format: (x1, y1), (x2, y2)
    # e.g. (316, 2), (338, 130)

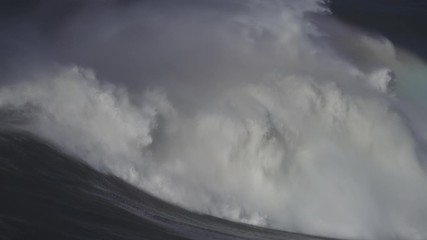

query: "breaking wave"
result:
(1, 1), (427, 239)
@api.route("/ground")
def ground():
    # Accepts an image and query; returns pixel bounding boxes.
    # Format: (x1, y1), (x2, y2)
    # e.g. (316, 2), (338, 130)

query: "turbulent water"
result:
(1, 1), (427, 240)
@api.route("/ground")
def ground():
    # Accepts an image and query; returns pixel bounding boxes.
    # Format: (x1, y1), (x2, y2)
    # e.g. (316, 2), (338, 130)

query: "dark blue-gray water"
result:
(328, 0), (427, 60)
(0, 129), (335, 240)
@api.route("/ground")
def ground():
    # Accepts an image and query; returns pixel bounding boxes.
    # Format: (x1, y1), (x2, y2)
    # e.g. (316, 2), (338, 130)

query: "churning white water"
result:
(1, 0), (427, 239)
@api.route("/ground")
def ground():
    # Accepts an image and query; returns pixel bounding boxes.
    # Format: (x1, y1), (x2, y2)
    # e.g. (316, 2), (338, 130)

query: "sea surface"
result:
(1, 1), (427, 240)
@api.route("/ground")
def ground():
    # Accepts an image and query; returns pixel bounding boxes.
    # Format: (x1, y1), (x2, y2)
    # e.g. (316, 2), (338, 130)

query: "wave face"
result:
(0, 130), (333, 240)
(1, 0), (427, 239)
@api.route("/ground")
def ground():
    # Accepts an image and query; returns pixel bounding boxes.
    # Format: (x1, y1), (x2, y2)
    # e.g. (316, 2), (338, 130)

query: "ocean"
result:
(1, 1), (427, 240)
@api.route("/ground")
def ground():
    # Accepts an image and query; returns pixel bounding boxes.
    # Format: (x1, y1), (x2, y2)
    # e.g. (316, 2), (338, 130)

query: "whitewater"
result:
(1, 0), (427, 239)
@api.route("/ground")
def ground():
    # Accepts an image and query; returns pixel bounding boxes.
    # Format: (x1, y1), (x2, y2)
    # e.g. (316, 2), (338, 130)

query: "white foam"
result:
(369, 68), (396, 93)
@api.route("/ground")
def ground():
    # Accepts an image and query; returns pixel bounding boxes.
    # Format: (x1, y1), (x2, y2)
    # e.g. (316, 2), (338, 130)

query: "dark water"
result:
(0, 130), (334, 240)
(328, 0), (427, 60)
